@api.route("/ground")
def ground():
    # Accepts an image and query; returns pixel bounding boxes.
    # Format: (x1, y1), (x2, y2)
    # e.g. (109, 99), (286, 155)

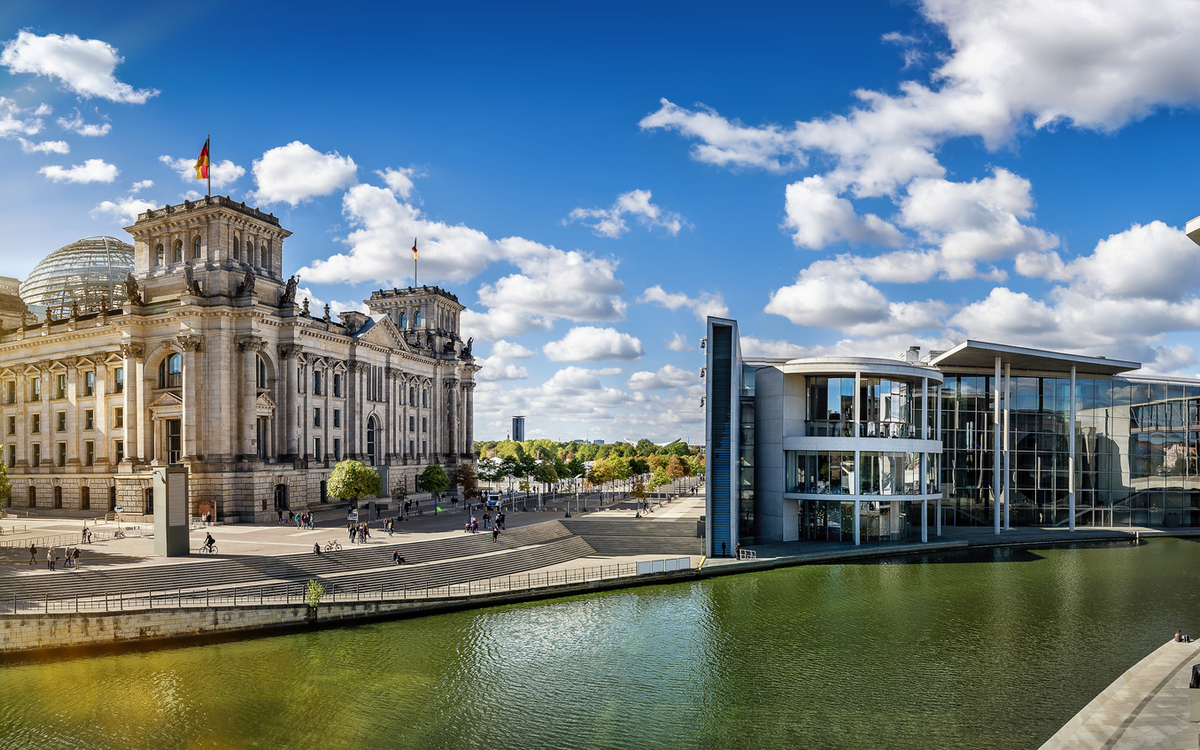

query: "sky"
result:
(2, 1), (1200, 443)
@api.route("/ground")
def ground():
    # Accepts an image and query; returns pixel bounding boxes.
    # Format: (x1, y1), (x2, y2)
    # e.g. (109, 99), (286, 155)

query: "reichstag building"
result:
(0, 196), (478, 522)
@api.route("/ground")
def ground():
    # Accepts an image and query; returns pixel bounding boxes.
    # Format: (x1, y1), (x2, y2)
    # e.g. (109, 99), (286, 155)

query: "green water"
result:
(4, 539), (1200, 750)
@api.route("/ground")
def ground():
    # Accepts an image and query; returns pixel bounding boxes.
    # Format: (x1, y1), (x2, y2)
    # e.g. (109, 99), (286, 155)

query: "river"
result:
(3, 538), (1199, 750)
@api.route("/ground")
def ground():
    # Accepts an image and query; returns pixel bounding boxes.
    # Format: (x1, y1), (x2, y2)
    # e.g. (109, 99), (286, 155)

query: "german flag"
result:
(194, 138), (210, 180)
(412, 238), (418, 260)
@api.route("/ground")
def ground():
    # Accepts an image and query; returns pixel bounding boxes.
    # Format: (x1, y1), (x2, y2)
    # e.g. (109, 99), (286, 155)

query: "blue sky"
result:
(3, 0), (1200, 442)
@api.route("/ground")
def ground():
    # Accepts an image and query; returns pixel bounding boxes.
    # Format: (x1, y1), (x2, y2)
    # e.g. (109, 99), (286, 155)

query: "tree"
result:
(565, 456), (586, 479)
(534, 459), (559, 489)
(635, 438), (657, 457)
(666, 455), (688, 494)
(454, 463), (481, 502)
(0, 446), (10, 508)
(417, 464), (450, 494)
(628, 456), (650, 477)
(391, 481), (408, 506)
(327, 460), (382, 507)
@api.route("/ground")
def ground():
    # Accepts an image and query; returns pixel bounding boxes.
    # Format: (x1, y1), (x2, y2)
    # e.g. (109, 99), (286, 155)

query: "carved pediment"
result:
(355, 315), (412, 353)
(256, 392), (277, 415)
(148, 391), (183, 409)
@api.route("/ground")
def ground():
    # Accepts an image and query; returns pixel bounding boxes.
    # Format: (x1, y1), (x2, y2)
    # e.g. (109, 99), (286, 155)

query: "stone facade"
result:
(0, 196), (478, 522)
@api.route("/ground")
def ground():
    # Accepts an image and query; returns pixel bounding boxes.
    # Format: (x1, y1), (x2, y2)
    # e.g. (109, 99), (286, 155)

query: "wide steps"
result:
(580, 536), (701, 556)
(560, 519), (699, 538)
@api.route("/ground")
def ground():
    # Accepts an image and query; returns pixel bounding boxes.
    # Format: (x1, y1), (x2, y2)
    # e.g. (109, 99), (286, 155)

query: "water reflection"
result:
(3, 540), (1199, 749)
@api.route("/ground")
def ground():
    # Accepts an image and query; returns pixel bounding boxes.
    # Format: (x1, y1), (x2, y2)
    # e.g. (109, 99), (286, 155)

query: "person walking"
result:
(28, 543), (37, 565)
(492, 525), (500, 543)
(73, 546), (81, 571)
(47, 547), (56, 571)
(497, 512), (506, 530)
(349, 525), (357, 544)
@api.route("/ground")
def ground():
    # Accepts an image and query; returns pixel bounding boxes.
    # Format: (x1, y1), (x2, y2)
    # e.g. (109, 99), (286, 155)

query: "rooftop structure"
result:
(17, 236), (134, 318)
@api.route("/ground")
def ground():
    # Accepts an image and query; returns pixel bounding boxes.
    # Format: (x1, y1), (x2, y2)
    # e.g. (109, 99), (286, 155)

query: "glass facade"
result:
(939, 374), (1200, 528)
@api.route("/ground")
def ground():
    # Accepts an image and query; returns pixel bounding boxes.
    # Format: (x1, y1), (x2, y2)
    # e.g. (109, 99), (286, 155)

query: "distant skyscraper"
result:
(512, 415), (525, 442)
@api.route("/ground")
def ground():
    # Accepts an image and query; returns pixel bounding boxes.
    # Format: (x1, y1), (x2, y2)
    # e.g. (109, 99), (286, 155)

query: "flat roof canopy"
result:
(930, 340), (1140, 376)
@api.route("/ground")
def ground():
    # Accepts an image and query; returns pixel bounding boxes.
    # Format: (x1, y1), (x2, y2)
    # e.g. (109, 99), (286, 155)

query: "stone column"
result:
(39, 364), (51, 468)
(465, 383), (474, 458)
(120, 343), (143, 465)
(237, 337), (265, 460)
(444, 379), (457, 461)
(179, 335), (203, 461)
(384, 365), (393, 461)
(94, 359), (107, 466)
(65, 361), (79, 467)
(279, 345), (300, 460)
(346, 359), (357, 457)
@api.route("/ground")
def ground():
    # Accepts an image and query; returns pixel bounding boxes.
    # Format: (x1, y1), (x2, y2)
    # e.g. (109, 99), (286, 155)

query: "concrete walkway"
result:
(1040, 639), (1200, 750)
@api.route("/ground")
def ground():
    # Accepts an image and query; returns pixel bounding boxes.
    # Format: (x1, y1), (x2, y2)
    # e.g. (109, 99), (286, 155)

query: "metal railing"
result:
(0, 558), (695, 615)
(0, 526), (147, 551)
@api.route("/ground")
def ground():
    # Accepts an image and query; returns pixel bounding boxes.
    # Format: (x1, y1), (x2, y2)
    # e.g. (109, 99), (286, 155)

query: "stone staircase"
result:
(560, 518), (702, 556)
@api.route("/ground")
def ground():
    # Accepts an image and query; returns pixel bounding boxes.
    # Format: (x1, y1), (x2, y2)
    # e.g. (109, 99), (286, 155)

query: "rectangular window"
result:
(57, 442), (66, 466)
(31, 414), (40, 434)
(85, 441), (94, 467)
(409, 440), (415, 457)
(313, 371), (322, 396)
(409, 416), (415, 432)
(315, 437), (322, 458)
(334, 437), (341, 460)
(56, 374), (66, 399)
(32, 443), (41, 466)
(84, 409), (94, 430)
(30, 377), (40, 401)
(115, 440), (124, 463)
(84, 371), (94, 396)
(6, 416), (13, 435)
(333, 373), (341, 398)
(333, 409), (340, 428)
(57, 412), (66, 432)
(422, 440), (427, 456)
(422, 417), (427, 433)
(314, 407), (321, 428)
(4, 380), (13, 404)
(113, 367), (124, 393)
(6, 445), (13, 468)
(114, 407), (123, 428)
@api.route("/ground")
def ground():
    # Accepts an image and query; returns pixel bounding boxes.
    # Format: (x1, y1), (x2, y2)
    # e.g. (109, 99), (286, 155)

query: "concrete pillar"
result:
(1070, 364), (1076, 532)
(853, 447), (860, 546)
(993, 356), (1001, 535)
(853, 370), (861, 436)
(936, 384), (942, 537)
(921, 498), (928, 543)
(1004, 362), (1011, 531)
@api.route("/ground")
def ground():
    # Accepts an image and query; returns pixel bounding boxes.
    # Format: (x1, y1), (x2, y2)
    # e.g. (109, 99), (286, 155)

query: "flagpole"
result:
(206, 133), (211, 197)
(413, 238), (418, 288)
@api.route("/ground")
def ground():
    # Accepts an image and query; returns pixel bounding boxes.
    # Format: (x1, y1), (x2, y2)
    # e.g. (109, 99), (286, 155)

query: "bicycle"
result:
(112, 529), (127, 539)
(324, 540), (342, 552)
(197, 544), (217, 554)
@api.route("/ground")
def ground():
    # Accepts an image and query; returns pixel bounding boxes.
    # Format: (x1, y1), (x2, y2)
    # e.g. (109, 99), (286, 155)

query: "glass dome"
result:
(19, 236), (134, 317)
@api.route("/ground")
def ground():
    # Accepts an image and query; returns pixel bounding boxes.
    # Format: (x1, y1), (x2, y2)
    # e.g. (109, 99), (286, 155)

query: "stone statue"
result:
(443, 339), (456, 354)
(183, 265), (203, 296)
(302, 297), (310, 316)
(123, 273), (143, 306)
(280, 275), (298, 306)
(323, 303), (331, 323)
(236, 267), (255, 296)
(460, 337), (474, 358)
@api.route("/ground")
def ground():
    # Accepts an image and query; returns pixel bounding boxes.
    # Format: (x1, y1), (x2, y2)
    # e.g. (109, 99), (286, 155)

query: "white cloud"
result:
(17, 137), (67, 153)
(1060, 221), (1200, 302)
(783, 175), (905, 249)
(460, 308), (553, 343)
(740, 336), (810, 359)
(90, 196), (156, 224)
(640, 285), (728, 321)
(627, 365), (695, 390)
(1, 31), (158, 103)
(491, 340), (535, 359)
(129, 179), (153, 193)
(159, 154), (246, 190)
(666, 331), (690, 352)
(39, 158), (118, 184)
(250, 141), (357, 206)
(544, 326), (644, 362)
(639, 98), (807, 172)
(377, 167), (421, 199)
(476, 340), (536, 382)
(57, 111), (109, 136)
(566, 189), (688, 238)
(0, 97), (46, 138)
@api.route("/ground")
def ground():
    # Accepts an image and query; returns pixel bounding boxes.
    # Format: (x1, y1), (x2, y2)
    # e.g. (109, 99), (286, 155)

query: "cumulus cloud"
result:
(377, 167), (421, 199)
(783, 175), (904, 249)
(39, 158), (117, 183)
(57, 111), (109, 136)
(129, 179), (153, 193)
(566, 189), (689, 238)
(1059, 221), (1200, 302)
(666, 331), (690, 352)
(739, 336), (811, 359)
(640, 285), (728, 321)
(250, 141), (357, 206)
(90, 196), (156, 224)
(159, 154), (246, 190)
(639, 98), (807, 172)
(627, 365), (695, 390)
(0, 97), (46, 138)
(1, 31), (158, 103)
(492, 340), (535, 359)
(17, 137), (67, 153)
(460, 308), (553, 343)
(477, 339), (536, 383)
(544, 326), (644, 362)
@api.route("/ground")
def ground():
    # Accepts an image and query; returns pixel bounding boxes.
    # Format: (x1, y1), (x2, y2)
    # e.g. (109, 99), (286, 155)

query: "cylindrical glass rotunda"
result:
(18, 236), (134, 317)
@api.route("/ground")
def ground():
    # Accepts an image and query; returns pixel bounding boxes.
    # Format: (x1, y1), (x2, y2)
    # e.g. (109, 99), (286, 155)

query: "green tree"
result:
(534, 459), (559, 488)
(305, 579), (325, 609)
(391, 481), (408, 505)
(327, 460), (382, 507)
(565, 456), (586, 479)
(0, 446), (10, 508)
(628, 456), (651, 476)
(649, 466), (670, 492)
(417, 464), (450, 494)
(454, 463), (482, 502)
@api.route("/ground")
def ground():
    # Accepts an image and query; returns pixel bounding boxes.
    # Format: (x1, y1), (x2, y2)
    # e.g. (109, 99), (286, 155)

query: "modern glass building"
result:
(704, 319), (1200, 556)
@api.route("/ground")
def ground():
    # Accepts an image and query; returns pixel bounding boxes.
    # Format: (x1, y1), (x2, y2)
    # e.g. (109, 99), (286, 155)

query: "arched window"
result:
(398, 311), (407, 328)
(173, 239), (183, 263)
(156, 243), (164, 266)
(81, 486), (90, 510)
(414, 310), (423, 327)
(192, 236), (202, 259)
(262, 242), (271, 270)
(159, 353), (182, 388)
(53, 486), (62, 509)
(27, 485), (35, 508)
(408, 386), (415, 405)
(233, 236), (240, 261)
(257, 355), (268, 389)
(366, 416), (378, 466)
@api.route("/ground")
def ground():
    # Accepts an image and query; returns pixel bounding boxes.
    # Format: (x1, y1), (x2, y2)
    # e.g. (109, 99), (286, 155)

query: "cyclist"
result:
(203, 532), (216, 552)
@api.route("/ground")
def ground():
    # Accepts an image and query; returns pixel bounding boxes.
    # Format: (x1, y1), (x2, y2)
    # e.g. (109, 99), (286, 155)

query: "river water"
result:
(3, 538), (1199, 750)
